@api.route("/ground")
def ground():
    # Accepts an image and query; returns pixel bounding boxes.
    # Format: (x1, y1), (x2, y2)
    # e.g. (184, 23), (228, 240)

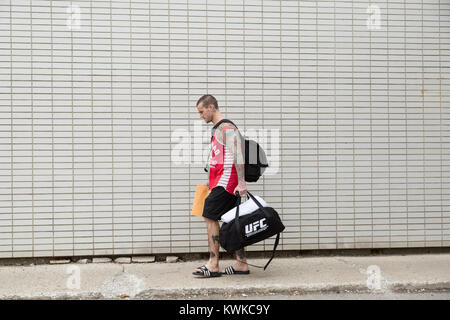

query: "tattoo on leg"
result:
(210, 251), (215, 258)
(236, 248), (245, 260)
(211, 234), (219, 244)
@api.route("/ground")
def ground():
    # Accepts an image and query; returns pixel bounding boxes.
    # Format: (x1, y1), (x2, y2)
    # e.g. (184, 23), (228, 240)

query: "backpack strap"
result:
(204, 119), (238, 172)
(210, 119), (238, 141)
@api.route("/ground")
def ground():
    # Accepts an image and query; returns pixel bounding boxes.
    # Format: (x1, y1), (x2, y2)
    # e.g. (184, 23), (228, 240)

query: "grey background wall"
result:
(0, 0), (449, 258)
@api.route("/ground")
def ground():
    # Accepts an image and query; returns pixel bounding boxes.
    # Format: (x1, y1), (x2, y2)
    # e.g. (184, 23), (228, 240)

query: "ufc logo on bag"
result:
(245, 218), (268, 237)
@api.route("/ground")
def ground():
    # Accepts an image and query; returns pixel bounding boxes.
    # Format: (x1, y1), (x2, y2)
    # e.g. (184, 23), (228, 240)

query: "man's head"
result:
(196, 94), (218, 124)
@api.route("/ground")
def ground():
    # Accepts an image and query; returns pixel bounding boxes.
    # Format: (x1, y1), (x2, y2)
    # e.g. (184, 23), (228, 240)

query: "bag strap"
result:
(246, 191), (272, 221)
(233, 191), (280, 271)
(236, 232), (280, 271)
(213, 118), (237, 129)
(211, 119), (238, 141)
(263, 232), (280, 270)
(204, 119), (238, 172)
(233, 192), (243, 243)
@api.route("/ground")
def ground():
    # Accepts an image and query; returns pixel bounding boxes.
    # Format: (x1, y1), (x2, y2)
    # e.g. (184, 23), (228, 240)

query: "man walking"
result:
(193, 94), (249, 277)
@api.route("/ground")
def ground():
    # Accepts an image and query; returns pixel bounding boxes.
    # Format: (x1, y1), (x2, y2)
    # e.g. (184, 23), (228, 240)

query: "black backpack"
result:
(219, 191), (285, 270)
(205, 119), (269, 182)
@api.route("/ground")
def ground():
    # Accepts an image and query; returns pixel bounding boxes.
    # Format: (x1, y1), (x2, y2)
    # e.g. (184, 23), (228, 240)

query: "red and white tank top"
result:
(208, 130), (238, 195)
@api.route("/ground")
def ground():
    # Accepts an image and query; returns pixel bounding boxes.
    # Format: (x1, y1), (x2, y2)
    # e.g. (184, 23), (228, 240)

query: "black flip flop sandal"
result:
(222, 266), (250, 275)
(192, 265), (222, 278)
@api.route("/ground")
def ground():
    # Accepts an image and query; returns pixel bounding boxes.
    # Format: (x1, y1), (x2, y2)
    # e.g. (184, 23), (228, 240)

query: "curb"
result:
(136, 281), (450, 299)
(2, 282), (449, 300)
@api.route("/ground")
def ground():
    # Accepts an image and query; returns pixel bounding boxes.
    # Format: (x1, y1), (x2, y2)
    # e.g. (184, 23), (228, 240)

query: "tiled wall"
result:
(0, 0), (449, 258)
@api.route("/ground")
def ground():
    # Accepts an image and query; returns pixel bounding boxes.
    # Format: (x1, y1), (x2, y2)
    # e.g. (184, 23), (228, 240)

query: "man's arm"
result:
(222, 124), (247, 195)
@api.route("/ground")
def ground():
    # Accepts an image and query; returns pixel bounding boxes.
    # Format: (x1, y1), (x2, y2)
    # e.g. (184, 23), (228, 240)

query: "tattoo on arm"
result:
(224, 125), (245, 182)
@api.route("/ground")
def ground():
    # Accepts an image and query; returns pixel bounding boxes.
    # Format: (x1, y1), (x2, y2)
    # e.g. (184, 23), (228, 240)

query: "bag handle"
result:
(246, 191), (263, 208)
(234, 191), (243, 243)
(234, 192), (242, 219)
(246, 191), (273, 221)
(235, 191), (270, 234)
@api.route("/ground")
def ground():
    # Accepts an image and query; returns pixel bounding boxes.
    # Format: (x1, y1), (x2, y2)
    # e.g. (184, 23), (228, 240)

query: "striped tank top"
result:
(208, 128), (238, 195)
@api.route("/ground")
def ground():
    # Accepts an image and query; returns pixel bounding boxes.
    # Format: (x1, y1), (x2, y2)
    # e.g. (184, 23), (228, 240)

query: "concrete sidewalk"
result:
(0, 253), (449, 299)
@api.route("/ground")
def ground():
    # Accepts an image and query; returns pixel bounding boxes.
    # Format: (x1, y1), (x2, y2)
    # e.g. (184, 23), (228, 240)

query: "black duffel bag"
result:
(219, 191), (285, 270)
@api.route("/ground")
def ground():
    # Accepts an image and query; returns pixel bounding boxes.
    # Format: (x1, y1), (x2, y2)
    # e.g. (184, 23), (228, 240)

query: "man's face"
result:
(197, 103), (214, 124)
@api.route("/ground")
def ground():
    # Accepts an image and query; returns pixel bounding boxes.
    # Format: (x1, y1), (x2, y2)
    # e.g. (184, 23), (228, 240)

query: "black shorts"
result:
(202, 186), (239, 221)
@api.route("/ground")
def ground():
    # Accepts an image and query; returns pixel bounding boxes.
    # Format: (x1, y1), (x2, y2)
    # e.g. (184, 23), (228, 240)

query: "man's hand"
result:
(234, 181), (247, 196)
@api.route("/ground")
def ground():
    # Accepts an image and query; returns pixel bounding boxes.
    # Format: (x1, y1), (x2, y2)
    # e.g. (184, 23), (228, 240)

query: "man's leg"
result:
(234, 248), (249, 272)
(194, 217), (220, 273)
(221, 248), (249, 273)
